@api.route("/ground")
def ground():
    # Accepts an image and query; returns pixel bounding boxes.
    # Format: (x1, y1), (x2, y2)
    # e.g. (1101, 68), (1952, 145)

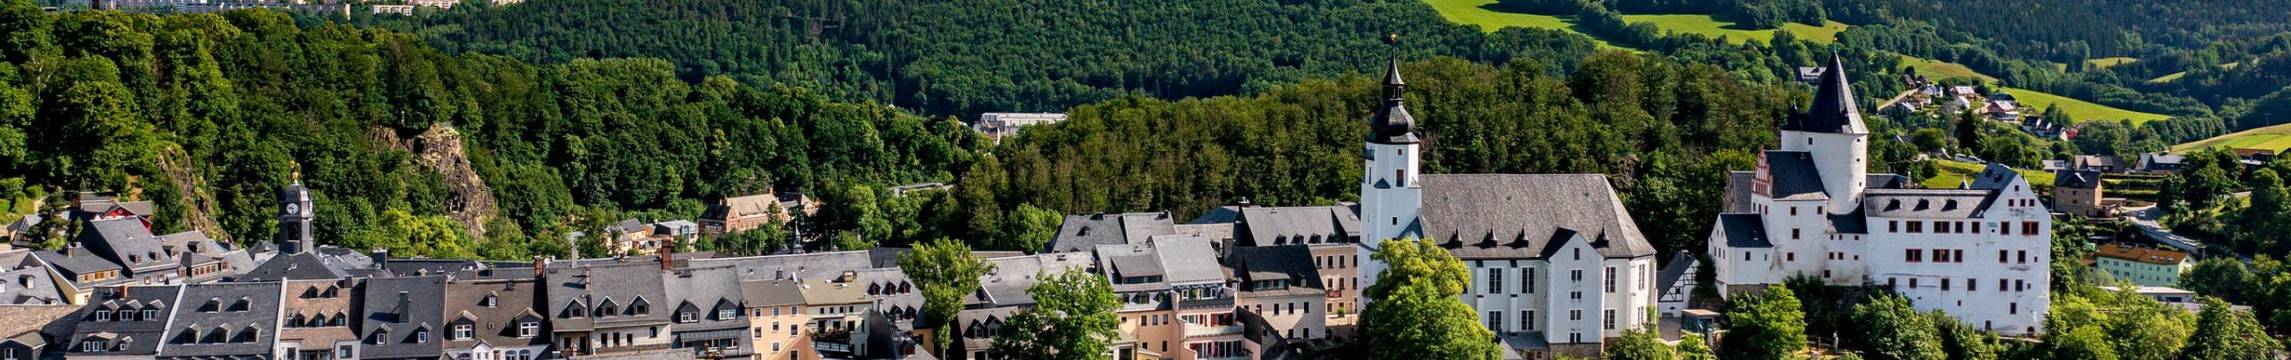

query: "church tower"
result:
(1357, 54), (1423, 297)
(278, 172), (315, 255)
(1779, 53), (1870, 213)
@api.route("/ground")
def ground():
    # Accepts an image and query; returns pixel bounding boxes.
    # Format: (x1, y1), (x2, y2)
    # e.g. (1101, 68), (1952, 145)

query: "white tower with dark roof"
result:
(1780, 53), (1871, 214)
(1357, 56), (1422, 300)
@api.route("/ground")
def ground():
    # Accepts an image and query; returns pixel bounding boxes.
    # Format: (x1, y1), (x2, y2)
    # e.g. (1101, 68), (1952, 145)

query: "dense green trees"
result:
(1850, 295), (1944, 360)
(990, 269), (1122, 360)
(1720, 286), (1807, 360)
(1360, 237), (1504, 360)
(899, 238), (994, 353)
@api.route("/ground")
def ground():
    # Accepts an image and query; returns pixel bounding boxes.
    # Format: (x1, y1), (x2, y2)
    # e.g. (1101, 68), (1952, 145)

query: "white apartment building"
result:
(1706, 55), (2052, 335)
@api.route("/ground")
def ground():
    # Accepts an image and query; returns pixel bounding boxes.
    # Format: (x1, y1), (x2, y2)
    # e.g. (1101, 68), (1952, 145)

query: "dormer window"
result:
(414, 329), (429, 344)
(482, 293), (498, 307)
(370, 330), (389, 345)
(229, 297), (251, 312)
(518, 322), (539, 338)
(201, 298), (222, 312)
(92, 310), (112, 321)
(718, 309), (736, 320)
(143, 309), (157, 320)
(680, 312), (697, 323)
(452, 324), (473, 340)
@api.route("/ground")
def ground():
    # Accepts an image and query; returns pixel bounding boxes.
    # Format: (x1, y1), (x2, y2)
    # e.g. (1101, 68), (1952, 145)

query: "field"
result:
(1619, 14), (1847, 45)
(1419, 0), (1842, 49)
(1897, 55), (1996, 82)
(1998, 86), (2171, 125)
(1922, 160), (2056, 190)
(2171, 123), (2291, 153)
(2086, 57), (2137, 70)
(2148, 61), (2240, 84)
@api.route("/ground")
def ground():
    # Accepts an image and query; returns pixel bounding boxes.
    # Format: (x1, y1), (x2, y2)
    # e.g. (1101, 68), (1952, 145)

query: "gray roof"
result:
(235, 248), (378, 282)
(1153, 235), (1224, 284)
(543, 261), (670, 332)
(1716, 214), (1772, 248)
(1868, 173), (1912, 189)
(443, 277), (549, 351)
(161, 282), (285, 357)
(1416, 174), (1657, 259)
(360, 276), (448, 359)
(1863, 189), (1998, 219)
(968, 253), (1094, 307)
(1046, 212), (1175, 253)
(1655, 252), (1696, 294)
(1222, 245), (1323, 297)
(1763, 151), (1829, 201)
(688, 250), (880, 282)
(1233, 206), (1360, 246)
(664, 266), (749, 332)
(739, 279), (807, 307)
(2055, 170), (2103, 189)
(0, 251), (64, 304)
(1968, 163), (2024, 190)
(381, 258), (485, 277)
(69, 285), (183, 355)
(80, 217), (172, 272)
(32, 248), (120, 284)
(1828, 210), (1870, 234)
(1368, 58), (1421, 145)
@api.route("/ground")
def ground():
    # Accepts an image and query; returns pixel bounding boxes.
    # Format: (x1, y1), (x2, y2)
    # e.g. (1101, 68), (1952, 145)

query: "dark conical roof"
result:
(1784, 53), (1867, 134)
(1368, 57), (1420, 144)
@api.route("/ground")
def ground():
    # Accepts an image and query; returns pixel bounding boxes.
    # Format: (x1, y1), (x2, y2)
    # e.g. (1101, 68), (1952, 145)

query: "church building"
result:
(1355, 58), (1660, 357)
(1705, 55), (2053, 335)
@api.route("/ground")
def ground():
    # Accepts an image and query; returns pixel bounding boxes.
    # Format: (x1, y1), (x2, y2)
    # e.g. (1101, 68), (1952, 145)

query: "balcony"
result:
(1184, 323), (1244, 337)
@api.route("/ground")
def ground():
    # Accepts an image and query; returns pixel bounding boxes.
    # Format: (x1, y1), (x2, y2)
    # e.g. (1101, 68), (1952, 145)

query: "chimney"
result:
(533, 256), (548, 278)
(659, 236), (675, 271)
(64, 242), (81, 257)
(395, 291), (412, 320)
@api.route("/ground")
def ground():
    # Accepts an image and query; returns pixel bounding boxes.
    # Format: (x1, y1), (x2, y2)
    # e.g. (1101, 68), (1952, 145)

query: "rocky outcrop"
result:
(157, 145), (229, 242)
(382, 124), (498, 240)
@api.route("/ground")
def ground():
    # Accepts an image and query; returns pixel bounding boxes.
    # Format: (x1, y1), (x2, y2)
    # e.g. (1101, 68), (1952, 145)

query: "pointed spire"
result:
(1367, 33), (1419, 145)
(1786, 52), (1868, 134)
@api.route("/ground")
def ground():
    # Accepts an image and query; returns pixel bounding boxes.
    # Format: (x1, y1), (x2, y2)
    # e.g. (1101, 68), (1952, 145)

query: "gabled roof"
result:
(543, 261), (669, 330)
(1862, 189), (1997, 219)
(69, 285), (182, 355)
(360, 276), (447, 359)
(1222, 245), (1323, 297)
(442, 277), (548, 349)
(1417, 174), (1656, 259)
(740, 279), (807, 307)
(235, 250), (373, 282)
(0, 252), (65, 304)
(32, 249), (121, 280)
(1968, 163), (2025, 190)
(80, 217), (171, 271)
(968, 253), (1093, 307)
(1716, 214), (1771, 248)
(160, 282), (284, 357)
(1233, 206), (1361, 246)
(663, 265), (746, 332)
(702, 194), (782, 222)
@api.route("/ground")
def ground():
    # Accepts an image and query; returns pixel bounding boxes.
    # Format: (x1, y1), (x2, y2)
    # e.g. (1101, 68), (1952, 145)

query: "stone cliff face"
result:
(381, 124), (499, 240)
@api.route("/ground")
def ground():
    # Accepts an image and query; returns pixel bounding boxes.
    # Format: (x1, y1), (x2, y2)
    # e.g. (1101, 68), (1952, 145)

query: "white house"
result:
(1707, 55), (2053, 336)
(1355, 58), (1661, 357)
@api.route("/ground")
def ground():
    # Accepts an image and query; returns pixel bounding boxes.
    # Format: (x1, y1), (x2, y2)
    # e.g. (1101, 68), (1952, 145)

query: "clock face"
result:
(285, 203), (300, 214)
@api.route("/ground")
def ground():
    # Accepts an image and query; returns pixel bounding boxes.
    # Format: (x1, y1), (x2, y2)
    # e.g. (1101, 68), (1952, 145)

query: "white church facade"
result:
(1354, 58), (1660, 356)
(1707, 55), (2052, 335)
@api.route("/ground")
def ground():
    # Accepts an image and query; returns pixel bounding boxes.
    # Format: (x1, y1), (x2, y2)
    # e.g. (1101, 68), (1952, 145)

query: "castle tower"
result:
(1779, 53), (1870, 213)
(278, 172), (315, 255)
(1357, 55), (1423, 297)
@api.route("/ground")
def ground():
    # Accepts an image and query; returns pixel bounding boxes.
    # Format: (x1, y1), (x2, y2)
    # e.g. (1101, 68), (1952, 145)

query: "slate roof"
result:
(1723, 171), (1757, 213)
(967, 253), (1094, 307)
(1655, 252), (1696, 295)
(278, 279), (356, 349)
(69, 285), (183, 356)
(1368, 57), (1420, 145)
(1233, 206), (1361, 246)
(360, 276), (448, 359)
(80, 217), (172, 272)
(382, 258), (485, 277)
(34, 248), (122, 285)
(1867, 173), (1912, 189)
(1046, 212), (1175, 253)
(2055, 170), (2103, 189)
(1416, 174), (1657, 259)
(1154, 235), (1225, 285)
(161, 281), (284, 357)
(1827, 210), (1870, 234)
(689, 250), (880, 282)
(1862, 189), (1997, 219)
(1782, 54), (1868, 134)
(443, 277), (549, 352)
(0, 305), (78, 348)
(235, 248), (379, 282)
(1763, 151), (1829, 201)
(0, 251), (64, 304)
(542, 261), (669, 332)
(1222, 245), (1323, 297)
(664, 266), (748, 332)
(739, 279), (806, 307)
(1717, 214), (1772, 248)
(1968, 163), (2025, 190)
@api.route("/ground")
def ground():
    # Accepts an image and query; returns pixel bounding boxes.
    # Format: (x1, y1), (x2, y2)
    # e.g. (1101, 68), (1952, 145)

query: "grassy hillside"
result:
(1620, 14), (1847, 45)
(1998, 86), (2172, 125)
(2172, 123), (2291, 153)
(2086, 57), (2138, 70)
(1922, 160), (2056, 190)
(1420, 0), (1627, 49)
(1898, 55), (1997, 82)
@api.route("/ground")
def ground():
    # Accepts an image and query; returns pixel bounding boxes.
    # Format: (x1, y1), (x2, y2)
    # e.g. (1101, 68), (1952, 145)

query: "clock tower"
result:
(279, 172), (315, 255)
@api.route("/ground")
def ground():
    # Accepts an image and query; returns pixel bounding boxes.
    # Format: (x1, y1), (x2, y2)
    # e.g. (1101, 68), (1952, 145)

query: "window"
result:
(1908, 221), (1924, 233)
(719, 309), (736, 320)
(1524, 268), (1536, 293)
(1790, 207), (1797, 216)
(519, 322), (539, 338)
(143, 310), (157, 320)
(1604, 267), (1617, 293)
(1792, 228), (1801, 240)
(1604, 310), (1616, 329)
(1569, 309), (1582, 320)
(1889, 221), (1898, 232)
(1999, 250), (2009, 263)
(2010, 303), (2018, 314)
(1906, 249), (1922, 262)
(453, 325), (473, 340)
(1570, 269), (1583, 282)
(415, 329), (429, 343)
(1942, 278), (1952, 290)
(2017, 251), (2028, 264)
(1932, 249), (1947, 263)
(1488, 311), (1505, 332)
(1968, 278), (1977, 291)
(681, 312), (697, 323)
(1488, 269), (1504, 294)
(1525, 311), (1536, 330)
(94, 310), (110, 321)
(2022, 222), (2038, 235)
(1570, 291), (1582, 300)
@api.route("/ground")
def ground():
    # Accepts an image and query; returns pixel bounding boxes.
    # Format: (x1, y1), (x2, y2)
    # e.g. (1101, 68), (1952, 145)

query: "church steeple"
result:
(278, 169), (315, 255)
(1785, 53), (1868, 134)
(1368, 37), (1419, 145)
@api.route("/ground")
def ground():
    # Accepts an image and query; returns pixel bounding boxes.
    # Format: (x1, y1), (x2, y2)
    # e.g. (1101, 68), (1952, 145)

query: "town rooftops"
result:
(80, 217), (172, 271)
(1967, 163), (2026, 190)
(234, 246), (378, 282)
(2094, 243), (2189, 266)
(0, 305), (78, 350)
(442, 276), (549, 350)
(1415, 174), (1656, 260)
(663, 265), (748, 333)
(968, 253), (1095, 307)
(360, 275), (448, 359)
(740, 279), (807, 307)
(1222, 245), (1324, 297)
(0, 251), (64, 304)
(69, 285), (183, 355)
(34, 247), (122, 284)
(1046, 212), (1175, 253)
(1862, 189), (1998, 219)
(702, 194), (781, 222)
(161, 281), (285, 357)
